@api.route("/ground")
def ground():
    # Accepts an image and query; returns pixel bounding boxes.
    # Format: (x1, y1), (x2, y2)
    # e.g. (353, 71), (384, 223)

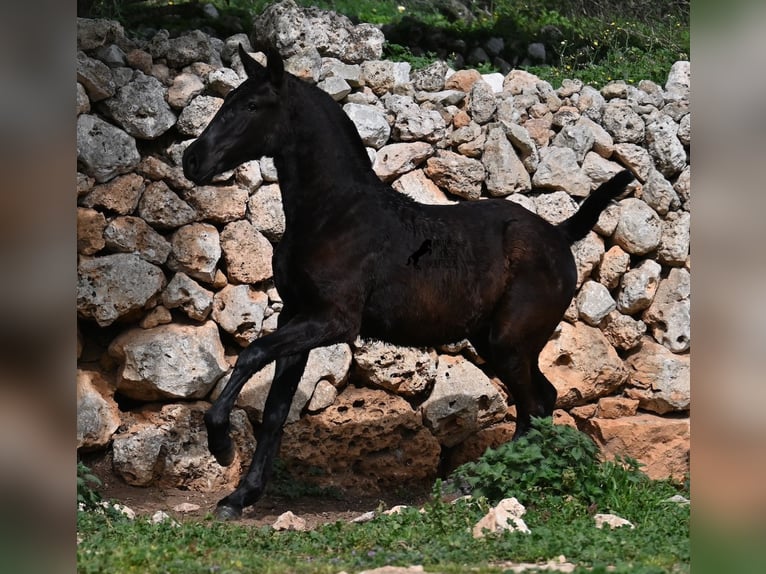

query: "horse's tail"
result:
(557, 170), (635, 244)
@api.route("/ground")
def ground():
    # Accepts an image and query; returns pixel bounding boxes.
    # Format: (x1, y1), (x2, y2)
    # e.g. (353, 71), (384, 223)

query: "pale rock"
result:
(505, 193), (536, 214)
(473, 497), (530, 538)
(677, 113), (690, 146)
(112, 402), (254, 489)
(658, 211), (690, 267)
(322, 60), (364, 87)
(77, 208), (107, 255)
(220, 221), (274, 284)
(77, 369), (120, 450)
(137, 181), (197, 230)
(503, 69), (540, 95)
(576, 116), (613, 157)
(601, 81), (629, 100)
(392, 169), (455, 205)
(259, 156), (279, 182)
(353, 340), (437, 398)
(212, 284), (269, 346)
(665, 61), (690, 101)
(245, 183), (285, 241)
(185, 185), (249, 223)
(176, 95), (223, 137)
(235, 160), (263, 191)
(317, 75), (352, 101)
(373, 142), (434, 182)
(539, 321), (629, 408)
(551, 105), (580, 128)
(584, 413), (689, 480)
(576, 280), (616, 326)
(343, 103), (391, 149)
(616, 259), (662, 314)
(483, 126), (531, 196)
(167, 223), (221, 283)
(643, 268), (690, 353)
(593, 203), (621, 237)
(139, 305), (173, 329)
(307, 380), (338, 413)
(78, 253), (166, 326)
(532, 147), (591, 197)
(625, 339), (690, 413)
(135, 155), (194, 191)
(77, 114), (141, 183)
(533, 191), (577, 225)
(673, 165), (690, 205)
(104, 216), (172, 265)
(600, 310), (647, 351)
(645, 114), (687, 177)
(420, 355), (507, 447)
(77, 50), (116, 102)
(414, 89), (466, 107)
(552, 123), (595, 164)
(468, 80), (496, 124)
(100, 72), (176, 140)
(167, 72), (205, 109)
(80, 172), (145, 215)
(280, 386), (441, 491)
(594, 396), (639, 419)
(390, 97), (447, 143)
(164, 29), (221, 68)
(613, 198), (662, 256)
(581, 152), (623, 188)
(109, 321), (228, 400)
(523, 116), (554, 147)
(601, 102), (644, 143)
(594, 513), (634, 529)
(640, 169), (680, 215)
(558, 78), (583, 98)
(576, 85), (606, 121)
(285, 47), (323, 83)
(612, 143), (654, 182)
(77, 17), (125, 51)
(273, 511), (307, 531)
(571, 232), (605, 288)
(596, 245), (630, 290)
(77, 171), (95, 197)
(411, 60), (448, 92)
(424, 150), (485, 200)
(173, 503), (201, 513)
(162, 272), (214, 321)
(445, 69), (482, 92)
(500, 120), (539, 172)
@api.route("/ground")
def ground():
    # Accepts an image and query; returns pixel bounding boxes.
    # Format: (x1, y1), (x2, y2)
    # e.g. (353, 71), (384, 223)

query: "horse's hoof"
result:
(214, 504), (242, 521)
(209, 439), (236, 467)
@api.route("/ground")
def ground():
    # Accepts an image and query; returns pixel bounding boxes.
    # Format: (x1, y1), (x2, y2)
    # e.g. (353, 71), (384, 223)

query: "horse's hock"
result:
(77, 4), (690, 492)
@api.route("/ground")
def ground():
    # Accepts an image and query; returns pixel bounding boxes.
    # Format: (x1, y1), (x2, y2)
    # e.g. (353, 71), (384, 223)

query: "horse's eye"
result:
(247, 102), (257, 111)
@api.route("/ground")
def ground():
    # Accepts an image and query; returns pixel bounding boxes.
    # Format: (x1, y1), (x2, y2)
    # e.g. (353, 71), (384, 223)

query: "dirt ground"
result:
(86, 454), (431, 529)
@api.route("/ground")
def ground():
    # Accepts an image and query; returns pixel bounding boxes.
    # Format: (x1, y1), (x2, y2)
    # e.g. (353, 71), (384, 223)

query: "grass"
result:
(77, 419), (689, 573)
(79, 0), (689, 88)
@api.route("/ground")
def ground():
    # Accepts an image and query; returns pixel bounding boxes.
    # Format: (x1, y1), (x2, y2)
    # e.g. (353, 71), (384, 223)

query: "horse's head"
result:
(183, 45), (286, 185)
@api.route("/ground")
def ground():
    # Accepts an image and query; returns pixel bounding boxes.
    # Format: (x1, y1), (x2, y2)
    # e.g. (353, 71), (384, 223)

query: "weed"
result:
(77, 461), (103, 510)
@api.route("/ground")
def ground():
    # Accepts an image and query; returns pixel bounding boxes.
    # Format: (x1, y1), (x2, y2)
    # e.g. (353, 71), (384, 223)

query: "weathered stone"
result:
(473, 497), (530, 538)
(220, 220), (274, 284)
(482, 126), (531, 196)
(533, 191), (577, 225)
(162, 272), (214, 321)
(164, 29), (221, 68)
(285, 46), (323, 83)
(77, 369), (120, 450)
(279, 386), (441, 492)
(500, 120), (539, 172)
(601, 102), (645, 144)
(658, 211), (690, 267)
(539, 321), (629, 408)
(625, 339), (690, 413)
(576, 116), (613, 157)
(77, 50), (116, 102)
(353, 340), (437, 398)
(167, 223), (221, 283)
(112, 402), (254, 489)
(576, 85), (606, 121)
(571, 232), (605, 288)
(207, 67), (243, 97)
(185, 185), (249, 223)
(321, 59), (363, 87)
(552, 123), (595, 164)
(616, 259), (662, 315)
(109, 321), (228, 400)
(411, 59), (448, 92)
(532, 147), (591, 197)
(596, 245), (630, 289)
(643, 268), (690, 353)
(77, 208), (107, 255)
(77, 17), (125, 51)
(390, 97), (447, 143)
(600, 310), (647, 352)
(177, 95), (223, 137)
(594, 513), (634, 530)
(576, 280), (616, 326)
(273, 511), (307, 531)
(362, 60), (411, 95)
(247, 183), (286, 241)
(135, 155), (194, 192)
(424, 150), (485, 200)
(420, 355), (507, 447)
(78, 253), (166, 326)
(307, 380), (338, 412)
(80, 173), (145, 215)
(100, 72), (176, 139)
(317, 75), (352, 101)
(468, 80), (496, 124)
(139, 305), (173, 329)
(613, 198), (662, 255)
(373, 142), (434, 182)
(593, 203), (621, 237)
(137, 181), (197, 230)
(392, 169), (455, 205)
(77, 82), (90, 115)
(104, 216), (171, 265)
(342, 103), (391, 149)
(212, 284), (269, 346)
(445, 69), (482, 92)
(612, 143), (653, 182)
(235, 160), (264, 191)
(665, 60), (690, 102)
(503, 69), (540, 95)
(167, 72), (206, 109)
(677, 113), (690, 146)
(77, 114), (141, 183)
(594, 397), (639, 419)
(645, 114), (687, 177)
(584, 413), (689, 480)
(674, 165), (690, 205)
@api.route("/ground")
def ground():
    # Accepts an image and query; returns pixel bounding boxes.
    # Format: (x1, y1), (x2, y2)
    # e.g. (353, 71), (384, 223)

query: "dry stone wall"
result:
(76, 4), (690, 494)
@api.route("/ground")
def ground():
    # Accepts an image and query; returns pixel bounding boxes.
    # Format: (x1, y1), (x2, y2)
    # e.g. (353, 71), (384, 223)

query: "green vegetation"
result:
(77, 419), (689, 573)
(79, 0), (688, 87)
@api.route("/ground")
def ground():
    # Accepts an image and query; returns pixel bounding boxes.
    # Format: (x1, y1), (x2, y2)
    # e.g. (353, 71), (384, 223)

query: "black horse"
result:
(183, 46), (634, 519)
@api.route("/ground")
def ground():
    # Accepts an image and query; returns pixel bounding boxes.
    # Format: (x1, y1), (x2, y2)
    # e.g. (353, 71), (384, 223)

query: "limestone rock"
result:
(362, 60), (411, 96)
(613, 198), (662, 256)
(596, 245), (630, 290)
(532, 147), (591, 197)
(641, 169), (680, 215)
(212, 284), (269, 346)
(162, 272), (214, 321)
(104, 216), (172, 265)
(571, 232), (605, 288)
(425, 150), (485, 200)
(177, 95), (223, 137)
(473, 497), (530, 538)
(468, 80), (497, 124)
(185, 185), (249, 224)
(533, 191), (577, 225)
(79, 172), (145, 215)
(594, 397), (639, 419)
(273, 511), (307, 531)
(658, 210), (690, 267)
(594, 513), (634, 529)
(77, 114), (141, 183)
(616, 259), (662, 315)
(247, 183), (286, 241)
(353, 340), (437, 398)
(552, 123), (595, 164)
(78, 253), (166, 326)
(576, 280), (616, 326)
(643, 268), (690, 353)
(539, 322), (629, 408)
(167, 223), (221, 284)
(108, 321), (228, 400)
(420, 355), (507, 447)
(77, 208), (107, 256)
(100, 72), (176, 139)
(392, 169), (455, 205)
(137, 181), (197, 230)
(77, 369), (120, 450)
(373, 142), (434, 183)
(645, 115), (687, 177)
(77, 51), (115, 102)
(167, 72), (205, 109)
(625, 339), (690, 413)
(220, 220), (274, 284)
(343, 103), (391, 149)
(601, 102), (645, 144)
(482, 126), (531, 196)
(600, 311), (647, 352)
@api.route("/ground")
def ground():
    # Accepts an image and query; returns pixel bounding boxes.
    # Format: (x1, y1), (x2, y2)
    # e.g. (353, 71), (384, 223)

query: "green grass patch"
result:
(77, 419), (689, 573)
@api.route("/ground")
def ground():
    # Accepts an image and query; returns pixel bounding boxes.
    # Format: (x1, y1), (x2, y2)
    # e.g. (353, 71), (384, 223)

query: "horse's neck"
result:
(274, 85), (377, 224)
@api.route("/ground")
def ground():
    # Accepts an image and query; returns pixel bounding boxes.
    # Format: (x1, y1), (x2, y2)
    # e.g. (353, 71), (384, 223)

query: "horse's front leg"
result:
(213, 350), (309, 520)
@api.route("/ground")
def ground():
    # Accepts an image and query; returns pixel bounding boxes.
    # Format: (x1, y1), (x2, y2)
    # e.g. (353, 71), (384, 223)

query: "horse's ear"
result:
(265, 47), (284, 89)
(238, 43), (263, 78)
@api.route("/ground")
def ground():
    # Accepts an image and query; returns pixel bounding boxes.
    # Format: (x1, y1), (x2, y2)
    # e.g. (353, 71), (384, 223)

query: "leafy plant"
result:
(77, 461), (103, 510)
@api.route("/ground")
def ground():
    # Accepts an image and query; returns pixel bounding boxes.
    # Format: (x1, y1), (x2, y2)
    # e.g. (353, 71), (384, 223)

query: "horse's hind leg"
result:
(214, 350), (309, 520)
(531, 360), (557, 416)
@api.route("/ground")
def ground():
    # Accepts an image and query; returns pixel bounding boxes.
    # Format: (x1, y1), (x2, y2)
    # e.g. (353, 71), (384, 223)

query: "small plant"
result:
(77, 461), (103, 510)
